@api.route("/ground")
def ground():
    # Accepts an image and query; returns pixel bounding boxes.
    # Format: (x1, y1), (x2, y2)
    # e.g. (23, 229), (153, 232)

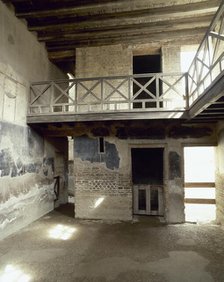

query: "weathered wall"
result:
(0, 2), (66, 239)
(162, 46), (181, 73)
(73, 121), (216, 223)
(0, 122), (56, 239)
(76, 44), (181, 77)
(216, 122), (224, 226)
(76, 45), (133, 77)
(161, 45), (185, 109)
(68, 137), (74, 196)
(45, 137), (68, 207)
(74, 135), (132, 221)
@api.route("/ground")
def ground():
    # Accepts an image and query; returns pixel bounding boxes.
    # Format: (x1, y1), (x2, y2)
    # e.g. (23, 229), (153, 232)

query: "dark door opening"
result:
(133, 55), (161, 108)
(131, 148), (164, 215)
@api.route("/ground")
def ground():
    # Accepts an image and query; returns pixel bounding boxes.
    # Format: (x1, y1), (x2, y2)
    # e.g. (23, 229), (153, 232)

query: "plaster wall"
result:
(161, 46), (185, 109)
(162, 46), (181, 73)
(216, 122), (224, 225)
(74, 135), (132, 221)
(0, 122), (56, 240)
(0, 2), (66, 239)
(73, 121), (216, 223)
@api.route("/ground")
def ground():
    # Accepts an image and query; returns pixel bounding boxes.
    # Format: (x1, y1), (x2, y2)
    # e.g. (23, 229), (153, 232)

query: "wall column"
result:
(216, 122), (224, 225)
(165, 141), (185, 223)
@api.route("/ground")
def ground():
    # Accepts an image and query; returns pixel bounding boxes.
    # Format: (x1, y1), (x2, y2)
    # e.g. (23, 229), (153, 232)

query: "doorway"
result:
(184, 146), (216, 223)
(133, 55), (161, 109)
(131, 148), (164, 215)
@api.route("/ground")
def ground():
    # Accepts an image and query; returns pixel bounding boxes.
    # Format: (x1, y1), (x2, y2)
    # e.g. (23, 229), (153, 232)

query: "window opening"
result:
(99, 137), (105, 154)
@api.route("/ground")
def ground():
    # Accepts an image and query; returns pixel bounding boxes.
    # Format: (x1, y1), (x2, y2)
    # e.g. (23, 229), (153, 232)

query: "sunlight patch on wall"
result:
(48, 224), (77, 240)
(94, 197), (105, 208)
(0, 265), (31, 282)
(180, 45), (198, 72)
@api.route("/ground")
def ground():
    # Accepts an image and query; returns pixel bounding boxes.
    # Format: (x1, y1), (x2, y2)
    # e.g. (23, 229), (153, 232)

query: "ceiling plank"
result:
(48, 50), (76, 62)
(39, 19), (210, 44)
(37, 15), (213, 42)
(15, 0), (220, 19)
(45, 28), (206, 51)
(29, 8), (215, 35)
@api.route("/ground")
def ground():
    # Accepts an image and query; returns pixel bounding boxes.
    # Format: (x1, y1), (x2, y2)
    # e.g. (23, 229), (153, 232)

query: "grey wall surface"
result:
(0, 2), (66, 239)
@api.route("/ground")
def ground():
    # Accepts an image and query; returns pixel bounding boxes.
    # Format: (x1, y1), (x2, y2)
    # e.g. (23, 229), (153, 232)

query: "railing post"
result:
(185, 73), (190, 110)
(50, 81), (54, 113)
(29, 85), (32, 114)
(101, 78), (103, 111)
(156, 74), (159, 109)
(128, 76), (131, 110)
(75, 81), (78, 113)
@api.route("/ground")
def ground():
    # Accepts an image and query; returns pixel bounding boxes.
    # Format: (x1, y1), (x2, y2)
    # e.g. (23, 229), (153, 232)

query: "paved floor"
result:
(0, 204), (224, 282)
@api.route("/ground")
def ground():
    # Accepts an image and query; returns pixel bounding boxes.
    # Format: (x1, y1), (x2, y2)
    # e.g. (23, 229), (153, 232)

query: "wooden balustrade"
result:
(188, 3), (224, 105)
(28, 73), (188, 117)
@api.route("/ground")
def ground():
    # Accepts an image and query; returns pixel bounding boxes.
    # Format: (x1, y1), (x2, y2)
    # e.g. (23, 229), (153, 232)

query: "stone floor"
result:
(0, 204), (224, 282)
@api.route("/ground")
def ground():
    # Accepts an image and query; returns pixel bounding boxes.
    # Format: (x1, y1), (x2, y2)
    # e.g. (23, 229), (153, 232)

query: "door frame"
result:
(133, 184), (164, 215)
(130, 144), (166, 216)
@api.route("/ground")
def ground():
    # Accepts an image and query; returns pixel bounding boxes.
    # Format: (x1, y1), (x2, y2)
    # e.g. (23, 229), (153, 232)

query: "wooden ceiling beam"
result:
(10, 0), (116, 6)
(29, 7), (215, 34)
(27, 2), (218, 29)
(9, 0), (116, 11)
(45, 27), (206, 51)
(39, 18), (211, 44)
(36, 15), (213, 42)
(48, 50), (75, 62)
(15, 0), (220, 19)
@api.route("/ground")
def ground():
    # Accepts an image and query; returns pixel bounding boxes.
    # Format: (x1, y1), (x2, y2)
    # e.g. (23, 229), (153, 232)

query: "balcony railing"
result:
(29, 73), (188, 116)
(188, 2), (224, 105)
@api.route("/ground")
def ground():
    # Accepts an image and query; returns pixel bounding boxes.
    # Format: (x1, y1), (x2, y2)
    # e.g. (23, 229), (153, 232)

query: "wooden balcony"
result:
(27, 72), (188, 123)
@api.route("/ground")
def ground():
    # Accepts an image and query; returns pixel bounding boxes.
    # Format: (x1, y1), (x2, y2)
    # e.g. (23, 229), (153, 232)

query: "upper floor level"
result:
(27, 2), (224, 124)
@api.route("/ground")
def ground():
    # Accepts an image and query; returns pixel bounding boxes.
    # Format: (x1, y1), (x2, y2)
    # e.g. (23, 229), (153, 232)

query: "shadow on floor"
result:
(133, 215), (166, 227)
(55, 203), (74, 218)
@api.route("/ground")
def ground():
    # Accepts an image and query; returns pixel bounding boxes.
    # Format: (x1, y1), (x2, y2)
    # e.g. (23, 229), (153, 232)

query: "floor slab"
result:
(0, 204), (224, 282)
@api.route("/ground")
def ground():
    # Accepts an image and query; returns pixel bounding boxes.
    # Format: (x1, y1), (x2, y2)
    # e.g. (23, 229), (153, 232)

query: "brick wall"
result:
(76, 44), (132, 77)
(74, 136), (132, 220)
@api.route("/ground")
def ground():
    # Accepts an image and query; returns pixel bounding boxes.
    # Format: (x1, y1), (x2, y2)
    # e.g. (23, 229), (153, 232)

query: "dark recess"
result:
(131, 148), (163, 184)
